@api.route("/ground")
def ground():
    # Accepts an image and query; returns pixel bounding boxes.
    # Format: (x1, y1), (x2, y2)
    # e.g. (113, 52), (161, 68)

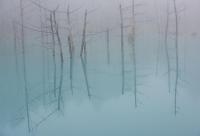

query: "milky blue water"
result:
(0, 33), (200, 136)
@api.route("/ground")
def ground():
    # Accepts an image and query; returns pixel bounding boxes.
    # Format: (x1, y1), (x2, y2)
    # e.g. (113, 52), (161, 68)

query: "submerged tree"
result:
(129, 0), (138, 108)
(67, 5), (75, 95)
(106, 28), (110, 65)
(53, 10), (64, 110)
(119, 4), (125, 95)
(50, 12), (57, 97)
(164, 0), (171, 93)
(12, 21), (20, 91)
(44, 10), (51, 93)
(173, 0), (179, 116)
(38, 0), (46, 104)
(80, 56), (91, 99)
(80, 10), (88, 64)
(80, 10), (91, 99)
(20, 0), (31, 132)
(154, 0), (162, 76)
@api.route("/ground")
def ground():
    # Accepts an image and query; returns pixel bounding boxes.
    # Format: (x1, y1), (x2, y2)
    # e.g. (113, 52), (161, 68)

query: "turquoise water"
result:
(1, 32), (200, 136)
(1, 0), (200, 135)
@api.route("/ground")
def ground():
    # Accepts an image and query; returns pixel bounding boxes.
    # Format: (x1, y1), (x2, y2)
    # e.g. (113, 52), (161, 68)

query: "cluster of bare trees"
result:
(154, 0), (185, 115)
(12, 0), (95, 131)
(119, 0), (141, 108)
(164, 0), (182, 115)
(118, 0), (183, 114)
(11, 0), (186, 132)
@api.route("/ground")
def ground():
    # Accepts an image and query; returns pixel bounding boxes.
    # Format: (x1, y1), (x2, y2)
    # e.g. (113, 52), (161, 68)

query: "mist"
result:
(0, 0), (200, 136)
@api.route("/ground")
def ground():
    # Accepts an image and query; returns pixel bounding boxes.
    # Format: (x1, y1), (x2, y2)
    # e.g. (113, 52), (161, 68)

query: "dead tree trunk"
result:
(80, 10), (91, 99)
(50, 12), (57, 97)
(131, 0), (137, 108)
(173, 0), (179, 116)
(80, 10), (87, 64)
(120, 5), (125, 95)
(164, 0), (171, 93)
(154, 0), (162, 76)
(44, 11), (51, 93)
(12, 21), (20, 89)
(67, 5), (75, 95)
(53, 11), (64, 111)
(39, 0), (46, 104)
(106, 28), (110, 65)
(81, 56), (91, 99)
(20, 0), (31, 132)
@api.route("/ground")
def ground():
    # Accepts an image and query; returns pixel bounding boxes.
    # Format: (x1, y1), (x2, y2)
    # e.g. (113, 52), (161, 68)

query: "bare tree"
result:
(120, 4), (125, 95)
(20, 0), (31, 132)
(81, 56), (91, 99)
(38, 0), (46, 104)
(50, 12), (57, 97)
(106, 28), (110, 65)
(80, 10), (88, 64)
(67, 5), (75, 95)
(80, 10), (91, 99)
(53, 10), (64, 110)
(12, 21), (20, 90)
(154, 0), (162, 76)
(44, 10), (51, 93)
(131, 0), (138, 108)
(164, 0), (171, 93)
(173, 0), (179, 116)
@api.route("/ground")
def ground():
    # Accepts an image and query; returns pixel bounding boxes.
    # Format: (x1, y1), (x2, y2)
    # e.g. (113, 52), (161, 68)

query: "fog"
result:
(0, 0), (200, 136)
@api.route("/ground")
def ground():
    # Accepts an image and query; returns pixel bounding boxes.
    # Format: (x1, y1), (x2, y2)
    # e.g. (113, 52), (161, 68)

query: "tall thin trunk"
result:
(164, 0), (171, 93)
(131, 0), (137, 108)
(53, 11), (64, 111)
(20, 0), (31, 132)
(120, 5), (125, 95)
(173, 0), (179, 116)
(81, 56), (91, 99)
(154, 0), (162, 76)
(44, 11), (51, 94)
(68, 35), (74, 95)
(12, 21), (20, 90)
(39, 0), (46, 104)
(50, 12), (57, 97)
(80, 10), (87, 64)
(106, 29), (110, 65)
(80, 10), (91, 99)
(67, 5), (75, 95)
